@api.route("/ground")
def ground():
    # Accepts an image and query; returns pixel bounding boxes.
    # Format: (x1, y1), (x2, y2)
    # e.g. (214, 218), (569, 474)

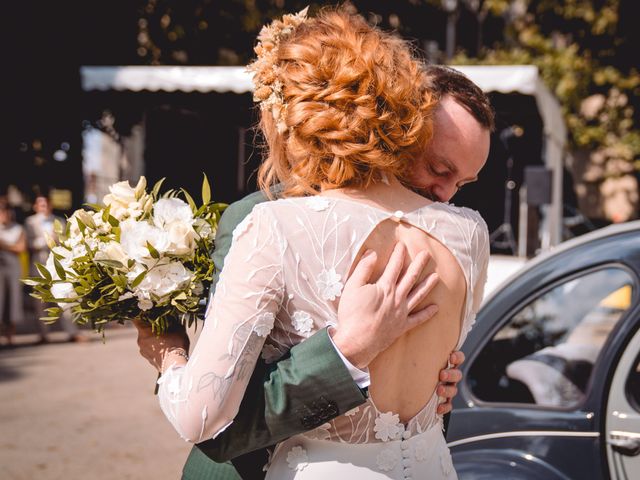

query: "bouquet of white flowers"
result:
(25, 176), (226, 334)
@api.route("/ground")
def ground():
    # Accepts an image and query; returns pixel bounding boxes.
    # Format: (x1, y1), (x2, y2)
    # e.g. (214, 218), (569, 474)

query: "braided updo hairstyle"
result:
(253, 8), (437, 197)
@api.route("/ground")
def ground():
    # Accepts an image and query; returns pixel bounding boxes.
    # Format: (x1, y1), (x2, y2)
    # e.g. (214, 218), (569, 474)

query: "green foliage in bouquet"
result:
(23, 175), (226, 335)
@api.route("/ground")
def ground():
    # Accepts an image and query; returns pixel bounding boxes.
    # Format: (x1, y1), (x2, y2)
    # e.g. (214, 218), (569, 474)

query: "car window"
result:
(469, 267), (634, 408)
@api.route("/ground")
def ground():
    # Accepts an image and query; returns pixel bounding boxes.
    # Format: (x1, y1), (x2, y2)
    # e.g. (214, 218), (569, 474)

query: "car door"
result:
(605, 323), (640, 479)
(450, 262), (637, 479)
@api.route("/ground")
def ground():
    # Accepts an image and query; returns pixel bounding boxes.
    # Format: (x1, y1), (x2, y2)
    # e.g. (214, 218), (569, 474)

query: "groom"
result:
(181, 66), (495, 479)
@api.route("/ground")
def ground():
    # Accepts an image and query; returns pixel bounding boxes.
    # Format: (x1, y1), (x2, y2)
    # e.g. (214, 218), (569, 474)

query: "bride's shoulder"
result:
(257, 196), (334, 214)
(434, 202), (486, 226)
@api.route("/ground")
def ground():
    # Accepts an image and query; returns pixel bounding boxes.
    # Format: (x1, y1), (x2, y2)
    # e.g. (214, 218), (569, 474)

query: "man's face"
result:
(408, 95), (490, 202)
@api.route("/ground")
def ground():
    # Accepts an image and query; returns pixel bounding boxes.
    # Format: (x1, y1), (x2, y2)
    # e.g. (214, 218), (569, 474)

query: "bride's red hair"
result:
(255, 8), (436, 197)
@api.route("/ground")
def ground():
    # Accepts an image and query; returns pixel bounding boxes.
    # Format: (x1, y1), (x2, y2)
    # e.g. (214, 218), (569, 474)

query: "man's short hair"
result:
(425, 65), (495, 132)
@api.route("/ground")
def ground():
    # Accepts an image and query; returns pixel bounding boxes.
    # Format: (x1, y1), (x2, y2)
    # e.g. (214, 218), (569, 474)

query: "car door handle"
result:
(608, 433), (640, 456)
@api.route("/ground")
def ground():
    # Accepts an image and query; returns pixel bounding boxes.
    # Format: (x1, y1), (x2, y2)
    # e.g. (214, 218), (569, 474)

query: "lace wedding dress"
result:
(157, 195), (489, 479)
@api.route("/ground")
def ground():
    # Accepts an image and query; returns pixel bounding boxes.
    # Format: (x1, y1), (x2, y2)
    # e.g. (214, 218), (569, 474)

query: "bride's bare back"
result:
(362, 219), (467, 422)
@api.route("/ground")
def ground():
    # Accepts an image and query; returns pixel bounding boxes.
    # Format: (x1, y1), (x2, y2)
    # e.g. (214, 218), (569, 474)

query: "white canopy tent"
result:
(81, 64), (566, 248)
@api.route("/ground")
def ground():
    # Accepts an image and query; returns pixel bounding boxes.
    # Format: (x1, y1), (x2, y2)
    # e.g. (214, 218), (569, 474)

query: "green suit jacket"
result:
(182, 191), (368, 480)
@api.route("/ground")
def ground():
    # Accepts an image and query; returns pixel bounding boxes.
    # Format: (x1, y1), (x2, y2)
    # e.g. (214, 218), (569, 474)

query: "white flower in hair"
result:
(247, 7), (309, 134)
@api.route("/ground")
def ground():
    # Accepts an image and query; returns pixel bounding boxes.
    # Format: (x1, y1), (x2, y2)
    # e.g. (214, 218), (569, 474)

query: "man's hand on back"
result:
(331, 241), (465, 411)
(331, 242), (439, 369)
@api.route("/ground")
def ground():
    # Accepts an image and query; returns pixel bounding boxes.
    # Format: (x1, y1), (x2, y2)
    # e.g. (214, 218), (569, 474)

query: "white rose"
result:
(105, 180), (137, 205)
(132, 260), (193, 299)
(94, 241), (129, 266)
(103, 177), (150, 220)
(153, 198), (194, 228)
(120, 219), (170, 261)
(165, 221), (197, 256)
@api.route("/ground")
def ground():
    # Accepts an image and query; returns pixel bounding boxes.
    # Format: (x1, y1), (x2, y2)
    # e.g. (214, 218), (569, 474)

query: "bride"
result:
(138, 7), (489, 479)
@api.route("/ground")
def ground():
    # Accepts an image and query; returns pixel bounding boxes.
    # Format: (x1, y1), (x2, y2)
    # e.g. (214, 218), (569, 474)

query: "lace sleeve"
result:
(471, 213), (490, 313)
(157, 204), (284, 442)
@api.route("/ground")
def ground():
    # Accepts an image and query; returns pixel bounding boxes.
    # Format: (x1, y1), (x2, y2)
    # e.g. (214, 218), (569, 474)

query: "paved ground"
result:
(0, 326), (193, 480)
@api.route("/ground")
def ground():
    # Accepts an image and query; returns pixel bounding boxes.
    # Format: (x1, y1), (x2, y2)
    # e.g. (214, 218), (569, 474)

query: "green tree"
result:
(448, 0), (640, 220)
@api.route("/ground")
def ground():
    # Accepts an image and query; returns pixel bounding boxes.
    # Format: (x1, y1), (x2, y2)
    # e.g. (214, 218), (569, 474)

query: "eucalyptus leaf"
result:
(53, 257), (67, 280)
(152, 177), (166, 199)
(36, 263), (52, 282)
(131, 269), (147, 288)
(202, 173), (211, 205)
(146, 241), (160, 259)
(95, 259), (125, 269)
(76, 217), (87, 234)
(181, 188), (197, 212)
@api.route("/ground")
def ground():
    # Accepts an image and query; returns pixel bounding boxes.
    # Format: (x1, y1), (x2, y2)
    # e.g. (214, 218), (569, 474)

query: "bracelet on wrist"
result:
(160, 347), (189, 373)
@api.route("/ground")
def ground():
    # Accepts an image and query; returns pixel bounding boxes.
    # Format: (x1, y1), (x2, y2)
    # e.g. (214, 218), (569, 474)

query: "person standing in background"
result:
(0, 201), (27, 347)
(25, 195), (86, 343)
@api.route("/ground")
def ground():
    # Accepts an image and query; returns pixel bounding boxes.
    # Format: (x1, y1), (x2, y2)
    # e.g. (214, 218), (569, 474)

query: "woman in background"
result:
(0, 202), (26, 346)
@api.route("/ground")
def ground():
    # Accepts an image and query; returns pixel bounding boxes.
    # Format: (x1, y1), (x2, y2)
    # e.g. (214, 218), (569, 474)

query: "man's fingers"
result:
(348, 250), (378, 287)
(405, 303), (439, 332)
(449, 350), (465, 368)
(437, 401), (452, 415)
(406, 271), (439, 312)
(396, 250), (431, 299)
(437, 384), (458, 399)
(439, 367), (463, 384)
(378, 242), (406, 287)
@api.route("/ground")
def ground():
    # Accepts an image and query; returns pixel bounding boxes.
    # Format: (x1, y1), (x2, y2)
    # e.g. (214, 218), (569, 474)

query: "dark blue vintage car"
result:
(448, 221), (640, 479)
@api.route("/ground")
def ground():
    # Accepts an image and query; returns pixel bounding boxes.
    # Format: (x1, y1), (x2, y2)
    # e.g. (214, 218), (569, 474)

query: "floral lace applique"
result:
(316, 268), (343, 301)
(292, 310), (313, 335)
(254, 312), (275, 337)
(376, 448), (399, 472)
(344, 406), (360, 417)
(306, 196), (331, 212)
(374, 412), (403, 442)
(304, 423), (331, 440)
(286, 446), (309, 471)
